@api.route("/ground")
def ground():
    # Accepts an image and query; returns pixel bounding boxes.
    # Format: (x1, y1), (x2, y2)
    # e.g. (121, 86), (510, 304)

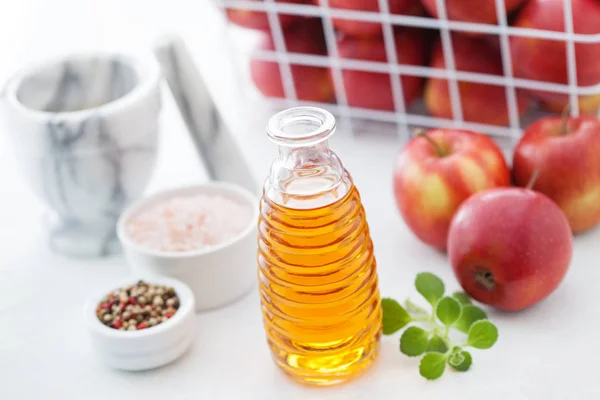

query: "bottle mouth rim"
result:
(266, 106), (336, 147)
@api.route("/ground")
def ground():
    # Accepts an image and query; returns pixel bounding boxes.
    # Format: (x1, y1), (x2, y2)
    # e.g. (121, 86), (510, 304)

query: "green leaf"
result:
(453, 305), (487, 334)
(452, 291), (472, 305)
(467, 320), (498, 349)
(381, 298), (412, 335)
(436, 297), (462, 327)
(427, 335), (448, 354)
(415, 272), (445, 306)
(449, 350), (472, 372)
(419, 352), (447, 380)
(404, 298), (429, 319)
(400, 326), (429, 357)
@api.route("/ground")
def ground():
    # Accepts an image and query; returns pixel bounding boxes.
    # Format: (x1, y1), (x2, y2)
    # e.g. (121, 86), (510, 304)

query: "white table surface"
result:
(2, 1), (600, 399)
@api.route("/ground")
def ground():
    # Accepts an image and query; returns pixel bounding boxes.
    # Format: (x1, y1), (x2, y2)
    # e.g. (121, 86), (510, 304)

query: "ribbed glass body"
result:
(257, 107), (381, 386)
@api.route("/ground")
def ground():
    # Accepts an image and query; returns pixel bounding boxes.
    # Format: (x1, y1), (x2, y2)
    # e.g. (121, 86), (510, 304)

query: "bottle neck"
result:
(276, 140), (331, 171)
(266, 141), (351, 209)
(264, 107), (352, 209)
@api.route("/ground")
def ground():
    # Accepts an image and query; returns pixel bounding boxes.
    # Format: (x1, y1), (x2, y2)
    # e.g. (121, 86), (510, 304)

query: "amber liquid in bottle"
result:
(258, 107), (382, 386)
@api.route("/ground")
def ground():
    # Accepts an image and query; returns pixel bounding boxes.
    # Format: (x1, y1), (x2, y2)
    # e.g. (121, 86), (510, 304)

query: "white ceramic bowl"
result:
(116, 182), (259, 312)
(83, 276), (195, 371)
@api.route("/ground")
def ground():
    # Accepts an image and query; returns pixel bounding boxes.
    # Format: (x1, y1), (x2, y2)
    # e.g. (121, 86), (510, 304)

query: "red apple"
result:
(321, 0), (423, 38)
(421, 0), (525, 24)
(425, 35), (530, 126)
(393, 129), (510, 250)
(513, 115), (600, 233)
(448, 187), (572, 311)
(226, 0), (308, 31)
(510, 0), (600, 114)
(250, 19), (334, 102)
(338, 29), (428, 111)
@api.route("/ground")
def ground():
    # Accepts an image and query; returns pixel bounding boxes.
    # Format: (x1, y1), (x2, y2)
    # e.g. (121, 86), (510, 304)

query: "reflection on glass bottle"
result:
(257, 107), (382, 386)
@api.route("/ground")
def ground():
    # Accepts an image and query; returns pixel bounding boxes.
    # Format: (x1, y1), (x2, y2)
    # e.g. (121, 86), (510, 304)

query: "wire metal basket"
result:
(216, 0), (599, 141)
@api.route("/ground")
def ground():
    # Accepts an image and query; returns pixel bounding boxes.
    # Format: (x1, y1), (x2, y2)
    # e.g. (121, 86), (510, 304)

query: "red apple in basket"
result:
(513, 114), (600, 233)
(448, 185), (573, 311)
(420, 0), (525, 25)
(250, 18), (334, 102)
(319, 0), (424, 38)
(510, 0), (600, 114)
(393, 129), (510, 250)
(226, 0), (309, 31)
(337, 29), (428, 111)
(425, 35), (530, 126)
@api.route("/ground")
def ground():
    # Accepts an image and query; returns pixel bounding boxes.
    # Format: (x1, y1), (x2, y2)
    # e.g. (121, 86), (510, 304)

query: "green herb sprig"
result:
(382, 272), (498, 380)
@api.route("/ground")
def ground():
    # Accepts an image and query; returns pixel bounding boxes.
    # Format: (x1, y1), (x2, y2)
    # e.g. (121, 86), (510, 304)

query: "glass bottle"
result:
(257, 106), (382, 386)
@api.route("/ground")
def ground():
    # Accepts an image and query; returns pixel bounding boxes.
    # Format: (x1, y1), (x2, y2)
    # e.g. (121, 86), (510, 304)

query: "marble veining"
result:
(19, 57), (137, 113)
(2, 53), (161, 257)
(43, 63), (83, 113)
(153, 37), (259, 194)
(41, 115), (157, 256)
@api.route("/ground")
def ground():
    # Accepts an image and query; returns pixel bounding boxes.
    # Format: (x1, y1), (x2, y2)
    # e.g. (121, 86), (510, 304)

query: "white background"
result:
(1, 1), (600, 399)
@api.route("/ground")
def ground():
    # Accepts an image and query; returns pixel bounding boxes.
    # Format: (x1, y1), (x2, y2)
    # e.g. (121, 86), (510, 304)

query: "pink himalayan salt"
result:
(126, 194), (252, 252)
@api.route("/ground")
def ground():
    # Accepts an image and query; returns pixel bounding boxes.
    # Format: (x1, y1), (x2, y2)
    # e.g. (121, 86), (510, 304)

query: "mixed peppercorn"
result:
(96, 281), (180, 331)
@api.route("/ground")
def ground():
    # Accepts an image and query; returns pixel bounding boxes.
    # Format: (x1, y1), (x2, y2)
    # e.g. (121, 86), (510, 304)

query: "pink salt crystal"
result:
(126, 194), (252, 252)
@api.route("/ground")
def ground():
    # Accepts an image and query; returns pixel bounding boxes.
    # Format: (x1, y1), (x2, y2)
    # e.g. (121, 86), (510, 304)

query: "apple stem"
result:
(416, 130), (448, 157)
(475, 269), (496, 291)
(526, 170), (541, 190)
(560, 105), (571, 135)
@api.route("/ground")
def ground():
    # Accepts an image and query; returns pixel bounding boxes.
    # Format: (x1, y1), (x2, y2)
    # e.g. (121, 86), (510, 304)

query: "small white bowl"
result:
(116, 182), (259, 312)
(83, 276), (195, 371)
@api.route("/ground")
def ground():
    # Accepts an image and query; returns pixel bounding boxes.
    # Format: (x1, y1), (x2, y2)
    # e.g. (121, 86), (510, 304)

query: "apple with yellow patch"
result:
(513, 114), (600, 233)
(393, 129), (510, 250)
